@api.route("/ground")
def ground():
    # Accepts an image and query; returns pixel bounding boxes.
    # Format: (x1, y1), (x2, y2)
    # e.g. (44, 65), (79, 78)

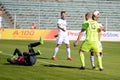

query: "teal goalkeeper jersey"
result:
(82, 19), (100, 41)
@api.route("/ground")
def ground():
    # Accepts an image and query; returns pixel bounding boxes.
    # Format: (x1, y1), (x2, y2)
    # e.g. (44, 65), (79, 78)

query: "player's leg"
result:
(29, 37), (43, 48)
(99, 41), (103, 57)
(28, 43), (39, 53)
(23, 51), (40, 56)
(65, 44), (73, 60)
(52, 44), (61, 60)
(28, 38), (43, 55)
(28, 37), (43, 50)
(79, 41), (91, 70)
(52, 35), (63, 60)
(79, 50), (85, 70)
(100, 52), (103, 57)
(13, 48), (23, 56)
(28, 42), (40, 48)
(64, 36), (73, 60)
(28, 45), (41, 56)
(28, 41), (41, 54)
(96, 53), (103, 71)
(94, 42), (103, 71)
(90, 50), (95, 69)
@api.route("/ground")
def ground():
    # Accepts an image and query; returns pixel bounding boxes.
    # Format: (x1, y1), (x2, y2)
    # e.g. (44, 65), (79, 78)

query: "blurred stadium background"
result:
(0, 1), (120, 80)
(0, 0), (120, 30)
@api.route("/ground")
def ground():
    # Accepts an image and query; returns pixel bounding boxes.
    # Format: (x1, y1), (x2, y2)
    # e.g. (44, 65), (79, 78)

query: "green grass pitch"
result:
(0, 40), (120, 80)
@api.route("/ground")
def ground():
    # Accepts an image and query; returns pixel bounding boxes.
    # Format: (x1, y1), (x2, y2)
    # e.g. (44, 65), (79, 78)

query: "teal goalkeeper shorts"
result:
(80, 40), (101, 53)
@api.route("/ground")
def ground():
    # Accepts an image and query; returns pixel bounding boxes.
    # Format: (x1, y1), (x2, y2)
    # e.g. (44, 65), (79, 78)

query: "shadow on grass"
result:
(3, 63), (32, 66)
(44, 64), (79, 69)
(37, 56), (50, 60)
(44, 64), (92, 70)
(3, 63), (23, 66)
(3, 63), (12, 65)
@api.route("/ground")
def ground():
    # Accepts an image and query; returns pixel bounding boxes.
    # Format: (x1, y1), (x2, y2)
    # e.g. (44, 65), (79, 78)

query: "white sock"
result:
(66, 47), (71, 58)
(90, 56), (95, 67)
(52, 47), (59, 57)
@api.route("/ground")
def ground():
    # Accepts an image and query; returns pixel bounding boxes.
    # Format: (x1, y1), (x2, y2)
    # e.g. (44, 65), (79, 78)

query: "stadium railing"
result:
(0, 0), (120, 30)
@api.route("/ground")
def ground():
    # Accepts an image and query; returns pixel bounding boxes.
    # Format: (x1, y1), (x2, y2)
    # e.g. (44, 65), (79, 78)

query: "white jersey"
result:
(98, 23), (103, 51)
(56, 18), (69, 44)
(99, 23), (103, 28)
(0, 16), (2, 28)
(57, 19), (67, 36)
(0, 16), (2, 23)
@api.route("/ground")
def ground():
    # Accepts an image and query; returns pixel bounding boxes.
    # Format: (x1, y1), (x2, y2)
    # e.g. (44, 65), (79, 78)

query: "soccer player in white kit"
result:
(0, 9), (3, 53)
(52, 11), (73, 60)
(0, 9), (3, 29)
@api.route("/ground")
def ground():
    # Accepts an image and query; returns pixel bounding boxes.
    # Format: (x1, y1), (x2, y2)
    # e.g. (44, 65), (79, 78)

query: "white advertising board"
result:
(67, 30), (120, 41)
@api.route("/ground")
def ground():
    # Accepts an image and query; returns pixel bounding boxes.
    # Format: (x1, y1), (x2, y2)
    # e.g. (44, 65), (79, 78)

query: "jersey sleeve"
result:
(57, 19), (61, 25)
(0, 16), (2, 23)
(82, 22), (89, 30)
(99, 23), (103, 27)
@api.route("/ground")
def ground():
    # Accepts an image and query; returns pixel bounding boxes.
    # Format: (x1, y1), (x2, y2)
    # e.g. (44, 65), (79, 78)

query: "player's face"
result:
(85, 16), (88, 20)
(0, 11), (3, 15)
(94, 17), (98, 21)
(85, 14), (91, 20)
(61, 13), (66, 20)
(85, 15), (89, 20)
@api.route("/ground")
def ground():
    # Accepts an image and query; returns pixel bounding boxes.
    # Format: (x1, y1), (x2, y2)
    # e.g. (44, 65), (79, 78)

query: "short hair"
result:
(61, 11), (66, 15)
(92, 14), (98, 20)
(85, 12), (91, 17)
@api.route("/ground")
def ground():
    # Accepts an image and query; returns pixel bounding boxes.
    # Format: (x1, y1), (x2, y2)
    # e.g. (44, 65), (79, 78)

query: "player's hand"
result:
(74, 41), (78, 47)
(54, 34), (58, 38)
(62, 28), (66, 32)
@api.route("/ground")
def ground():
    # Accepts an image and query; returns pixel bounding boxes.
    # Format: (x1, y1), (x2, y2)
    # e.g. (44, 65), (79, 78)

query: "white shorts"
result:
(56, 35), (69, 44)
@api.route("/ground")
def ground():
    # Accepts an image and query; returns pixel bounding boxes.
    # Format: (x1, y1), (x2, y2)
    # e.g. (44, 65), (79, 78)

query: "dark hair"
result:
(61, 11), (66, 15)
(92, 14), (98, 20)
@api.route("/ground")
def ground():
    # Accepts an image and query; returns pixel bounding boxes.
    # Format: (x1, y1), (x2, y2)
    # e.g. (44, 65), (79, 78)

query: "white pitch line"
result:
(37, 59), (59, 66)
(0, 52), (11, 56)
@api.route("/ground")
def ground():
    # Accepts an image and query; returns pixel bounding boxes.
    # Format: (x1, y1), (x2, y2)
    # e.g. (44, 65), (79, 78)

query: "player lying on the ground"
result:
(7, 37), (43, 66)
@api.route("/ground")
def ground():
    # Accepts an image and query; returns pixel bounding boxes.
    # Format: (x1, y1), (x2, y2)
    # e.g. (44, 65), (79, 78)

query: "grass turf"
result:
(0, 40), (120, 80)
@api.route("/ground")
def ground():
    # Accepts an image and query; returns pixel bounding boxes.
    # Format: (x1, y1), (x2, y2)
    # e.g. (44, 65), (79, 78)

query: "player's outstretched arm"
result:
(74, 29), (85, 47)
